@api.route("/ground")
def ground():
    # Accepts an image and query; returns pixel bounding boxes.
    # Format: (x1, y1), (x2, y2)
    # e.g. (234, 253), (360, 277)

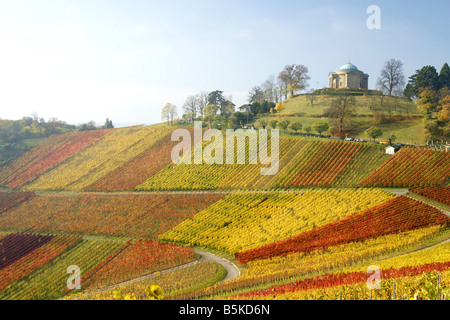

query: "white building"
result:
(329, 61), (369, 89)
(385, 146), (396, 155)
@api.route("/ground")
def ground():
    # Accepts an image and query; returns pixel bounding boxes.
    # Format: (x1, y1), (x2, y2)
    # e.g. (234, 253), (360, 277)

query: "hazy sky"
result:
(0, 0), (449, 126)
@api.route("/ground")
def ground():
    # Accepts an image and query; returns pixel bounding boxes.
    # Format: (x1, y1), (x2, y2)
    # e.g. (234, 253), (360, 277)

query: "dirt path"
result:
(66, 249), (240, 300)
(387, 189), (409, 196)
(405, 194), (450, 218)
(194, 249), (241, 282)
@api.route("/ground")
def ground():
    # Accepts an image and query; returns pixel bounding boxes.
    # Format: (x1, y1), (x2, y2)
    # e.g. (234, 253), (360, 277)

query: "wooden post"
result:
(393, 281), (396, 300)
(437, 274), (441, 300)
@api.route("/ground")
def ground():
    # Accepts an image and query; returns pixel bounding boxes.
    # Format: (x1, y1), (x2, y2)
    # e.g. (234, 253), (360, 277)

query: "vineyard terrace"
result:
(170, 121), (279, 175)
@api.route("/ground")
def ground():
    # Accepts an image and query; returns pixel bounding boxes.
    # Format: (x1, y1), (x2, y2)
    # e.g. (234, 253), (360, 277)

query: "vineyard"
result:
(359, 147), (450, 187)
(136, 137), (389, 190)
(0, 193), (225, 238)
(409, 186), (450, 207)
(235, 196), (450, 263)
(0, 191), (35, 214)
(22, 126), (173, 191)
(2, 127), (447, 192)
(160, 189), (396, 254)
(0, 125), (449, 301)
(0, 129), (113, 188)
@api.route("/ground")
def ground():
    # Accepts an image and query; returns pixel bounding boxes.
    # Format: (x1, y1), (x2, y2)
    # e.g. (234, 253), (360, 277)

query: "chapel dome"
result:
(339, 62), (359, 71)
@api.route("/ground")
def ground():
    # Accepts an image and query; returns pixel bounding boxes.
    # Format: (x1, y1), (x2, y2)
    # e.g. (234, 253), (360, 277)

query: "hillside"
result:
(1, 126), (448, 192)
(0, 125), (449, 301)
(256, 91), (424, 145)
(282, 91), (418, 117)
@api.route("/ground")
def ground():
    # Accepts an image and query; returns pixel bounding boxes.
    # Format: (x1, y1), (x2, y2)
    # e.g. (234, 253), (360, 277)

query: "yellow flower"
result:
(146, 285), (163, 300)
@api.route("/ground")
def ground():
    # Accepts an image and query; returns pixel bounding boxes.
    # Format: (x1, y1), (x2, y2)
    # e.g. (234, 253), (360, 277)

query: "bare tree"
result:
(248, 86), (264, 103)
(278, 64), (310, 98)
(183, 95), (198, 123)
(326, 93), (356, 136)
(306, 89), (317, 106)
(195, 91), (209, 118)
(261, 74), (276, 102)
(377, 58), (406, 96)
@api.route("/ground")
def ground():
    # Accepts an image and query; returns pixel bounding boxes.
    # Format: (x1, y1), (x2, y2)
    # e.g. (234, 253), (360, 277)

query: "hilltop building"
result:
(329, 61), (369, 89)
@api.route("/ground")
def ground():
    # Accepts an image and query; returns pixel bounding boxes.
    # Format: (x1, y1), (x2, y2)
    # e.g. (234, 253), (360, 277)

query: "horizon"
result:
(0, 0), (449, 125)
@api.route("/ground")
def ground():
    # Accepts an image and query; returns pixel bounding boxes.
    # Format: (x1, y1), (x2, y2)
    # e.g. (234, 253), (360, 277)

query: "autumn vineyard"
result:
(1, 126), (450, 300)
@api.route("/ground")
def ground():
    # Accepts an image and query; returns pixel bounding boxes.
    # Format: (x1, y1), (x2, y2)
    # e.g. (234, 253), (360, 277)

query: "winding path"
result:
(66, 249), (240, 300)
(194, 249), (241, 282)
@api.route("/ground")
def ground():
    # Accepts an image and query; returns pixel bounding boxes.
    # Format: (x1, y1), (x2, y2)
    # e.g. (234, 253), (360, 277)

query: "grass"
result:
(250, 91), (424, 145)
(255, 114), (424, 145)
(283, 93), (418, 117)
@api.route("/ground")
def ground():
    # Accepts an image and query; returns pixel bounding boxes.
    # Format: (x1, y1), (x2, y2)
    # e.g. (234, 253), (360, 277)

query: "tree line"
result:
(0, 114), (114, 146)
(161, 64), (311, 129)
(161, 59), (449, 143)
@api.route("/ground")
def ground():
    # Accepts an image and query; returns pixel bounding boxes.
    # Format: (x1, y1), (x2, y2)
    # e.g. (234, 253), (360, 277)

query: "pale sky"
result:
(0, 0), (449, 126)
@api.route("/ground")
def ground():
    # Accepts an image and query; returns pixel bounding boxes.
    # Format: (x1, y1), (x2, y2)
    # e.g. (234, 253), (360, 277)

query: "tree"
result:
(195, 91), (209, 118)
(104, 118), (114, 129)
(269, 119), (278, 129)
(312, 122), (329, 135)
(183, 95), (198, 123)
(364, 126), (383, 142)
(248, 86), (264, 103)
(403, 83), (416, 101)
(161, 102), (177, 125)
(278, 64), (310, 98)
(388, 133), (397, 145)
(208, 90), (233, 115)
(305, 126), (312, 134)
(416, 86), (450, 141)
(326, 93), (356, 136)
(439, 62), (450, 89)
(250, 102), (261, 115)
(277, 120), (290, 131)
(203, 104), (218, 117)
(261, 74), (277, 102)
(250, 101), (274, 115)
(306, 90), (317, 106)
(407, 65), (440, 97)
(417, 87), (439, 117)
(78, 121), (97, 131)
(208, 90), (224, 106)
(274, 101), (286, 113)
(258, 118), (268, 129)
(376, 58), (406, 96)
(288, 121), (302, 133)
(436, 95), (450, 122)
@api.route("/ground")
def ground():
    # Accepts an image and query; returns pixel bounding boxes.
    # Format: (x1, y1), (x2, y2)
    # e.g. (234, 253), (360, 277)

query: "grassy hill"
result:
(282, 90), (418, 117)
(255, 90), (424, 145)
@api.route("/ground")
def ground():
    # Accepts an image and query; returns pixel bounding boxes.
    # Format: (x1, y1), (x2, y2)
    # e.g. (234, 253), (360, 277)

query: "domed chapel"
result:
(328, 60), (369, 89)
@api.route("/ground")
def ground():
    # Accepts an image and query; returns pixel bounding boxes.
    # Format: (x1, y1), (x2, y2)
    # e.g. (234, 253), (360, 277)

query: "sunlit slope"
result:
(137, 136), (389, 191)
(0, 129), (112, 188)
(24, 126), (172, 191)
(359, 147), (450, 187)
(159, 189), (396, 254)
